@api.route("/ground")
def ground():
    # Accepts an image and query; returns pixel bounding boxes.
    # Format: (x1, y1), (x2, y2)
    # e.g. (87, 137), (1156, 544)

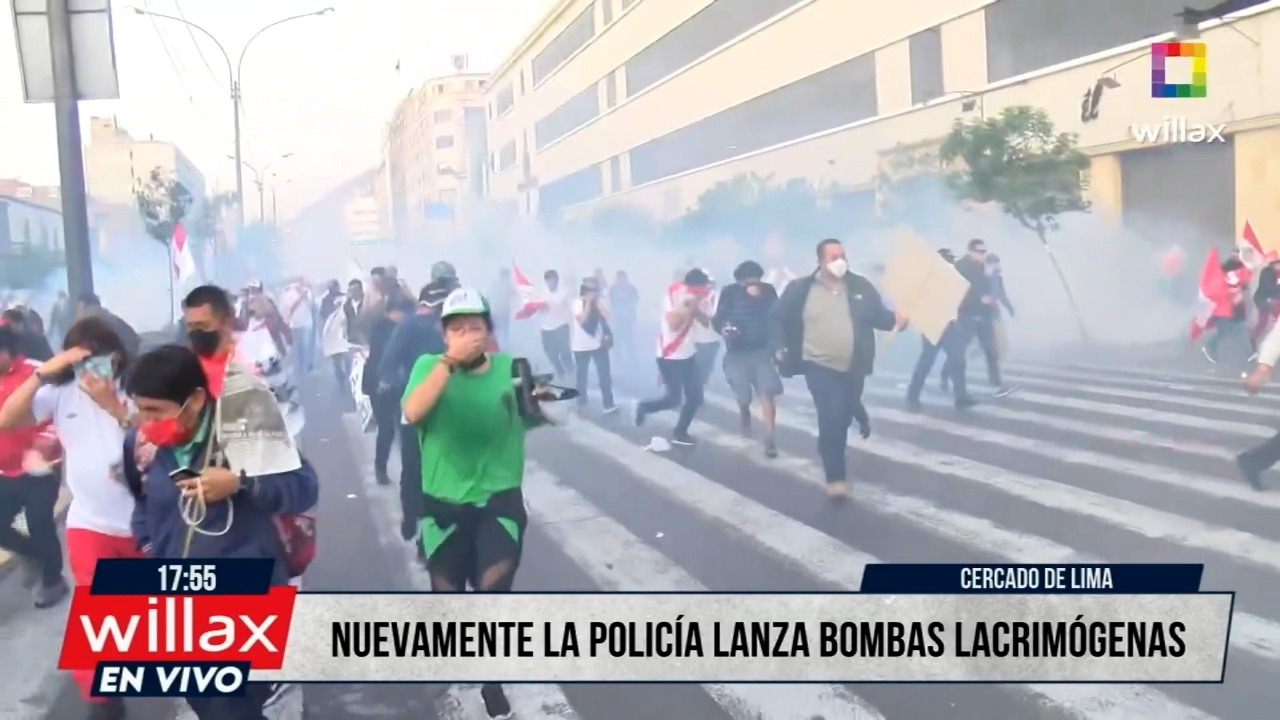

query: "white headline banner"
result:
(254, 593), (1231, 683)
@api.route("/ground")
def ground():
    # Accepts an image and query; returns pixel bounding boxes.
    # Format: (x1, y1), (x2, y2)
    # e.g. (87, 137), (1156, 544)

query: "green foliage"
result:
(190, 191), (236, 241)
(939, 105), (1090, 242)
(670, 172), (834, 249)
(876, 141), (954, 233)
(134, 167), (192, 245)
(0, 246), (64, 289)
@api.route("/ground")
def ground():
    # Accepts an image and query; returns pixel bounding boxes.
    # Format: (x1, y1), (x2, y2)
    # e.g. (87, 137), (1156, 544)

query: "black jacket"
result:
(770, 272), (895, 378)
(713, 282), (777, 353)
(362, 316), (396, 396)
(955, 257), (993, 316)
(377, 312), (445, 391)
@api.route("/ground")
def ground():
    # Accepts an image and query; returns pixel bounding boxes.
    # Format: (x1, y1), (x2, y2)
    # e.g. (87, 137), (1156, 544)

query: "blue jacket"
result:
(377, 312), (444, 391)
(123, 430), (319, 586)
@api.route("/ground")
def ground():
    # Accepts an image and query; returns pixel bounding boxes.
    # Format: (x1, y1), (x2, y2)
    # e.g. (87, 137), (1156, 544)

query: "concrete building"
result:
(84, 116), (207, 240)
(0, 180), (62, 213)
(0, 195), (65, 255)
(483, 0), (1280, 244)
(382, 70), (490, 242)
(344, 193), (382, 242)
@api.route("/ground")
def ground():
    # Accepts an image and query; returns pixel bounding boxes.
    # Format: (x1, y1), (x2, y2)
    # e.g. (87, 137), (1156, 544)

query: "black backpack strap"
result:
(121, 431), (145, 501)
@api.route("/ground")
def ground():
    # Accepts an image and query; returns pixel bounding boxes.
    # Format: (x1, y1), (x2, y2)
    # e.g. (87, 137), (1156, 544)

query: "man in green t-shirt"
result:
(401, 287), (547, 720)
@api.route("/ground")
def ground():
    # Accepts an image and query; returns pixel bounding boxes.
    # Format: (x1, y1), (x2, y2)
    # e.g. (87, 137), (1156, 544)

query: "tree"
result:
(939, 105), (1092, 342)
(135, 167), (193, 246)
(672, 172), (830, 252)
(189, 191), (237, 275)
(876, 140), (955, 235)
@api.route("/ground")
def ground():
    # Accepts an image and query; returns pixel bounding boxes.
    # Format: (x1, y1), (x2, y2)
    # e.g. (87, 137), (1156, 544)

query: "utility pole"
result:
(47, 0), (94, 299)
(257, 180), (265, 223)
(233, 82), (246, 232)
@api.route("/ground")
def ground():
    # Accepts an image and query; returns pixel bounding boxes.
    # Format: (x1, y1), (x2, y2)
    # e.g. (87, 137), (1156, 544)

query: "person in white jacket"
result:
(1239, 324), (1280, 490)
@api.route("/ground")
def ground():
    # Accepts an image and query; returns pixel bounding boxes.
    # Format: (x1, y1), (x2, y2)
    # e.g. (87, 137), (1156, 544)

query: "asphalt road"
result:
(2, 350), (1279, 719)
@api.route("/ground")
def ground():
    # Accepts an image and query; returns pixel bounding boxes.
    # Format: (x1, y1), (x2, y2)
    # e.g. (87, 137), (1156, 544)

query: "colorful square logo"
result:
(1151, 42), (1207, 98)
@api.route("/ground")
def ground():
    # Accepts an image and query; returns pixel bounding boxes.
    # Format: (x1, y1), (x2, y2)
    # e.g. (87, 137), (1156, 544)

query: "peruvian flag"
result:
(1190, 246), (1236, 341)
(171, 223), (197, 282)
(1238, 220), (1267, 269)
(512, 263), (546, 319)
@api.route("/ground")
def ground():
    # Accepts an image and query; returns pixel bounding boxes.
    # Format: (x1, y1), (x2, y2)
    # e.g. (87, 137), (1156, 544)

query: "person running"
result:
(537, 270), (574, 380)
(773, 239), (904, 500)
(634, 269), (713, 446)
(692, 272), (722, 388)
(364, 298), (412, 485)
(570, 277), (618, 413)
(0, 317), (137, 719)
(713, 260), (782, 457)
(401, 288), (551, 719)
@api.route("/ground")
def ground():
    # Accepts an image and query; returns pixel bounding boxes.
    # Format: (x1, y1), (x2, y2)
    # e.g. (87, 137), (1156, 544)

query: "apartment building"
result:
(382, 72), (490, 242)
(0, 195), (65, 255)
(484, 0), (1280, 244)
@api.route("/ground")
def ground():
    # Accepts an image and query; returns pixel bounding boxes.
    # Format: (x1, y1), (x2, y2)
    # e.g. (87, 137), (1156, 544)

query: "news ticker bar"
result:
(90, 559), (1207, 595)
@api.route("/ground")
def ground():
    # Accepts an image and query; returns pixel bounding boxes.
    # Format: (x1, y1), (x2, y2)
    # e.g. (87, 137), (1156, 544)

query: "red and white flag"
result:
(1190, 246), (1235, 341)
(1238, 220), (1266, 269)
(512, 263), (546, 319)
(171, 223), (197, 282)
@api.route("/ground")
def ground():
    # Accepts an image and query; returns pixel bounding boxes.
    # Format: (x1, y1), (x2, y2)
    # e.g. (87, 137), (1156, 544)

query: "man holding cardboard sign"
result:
(772, 239), (905, 500)
(878, 233), (976, 411)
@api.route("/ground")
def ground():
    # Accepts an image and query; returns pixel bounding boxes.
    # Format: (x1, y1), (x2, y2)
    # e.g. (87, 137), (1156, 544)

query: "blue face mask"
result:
(75, 355), (114, 381)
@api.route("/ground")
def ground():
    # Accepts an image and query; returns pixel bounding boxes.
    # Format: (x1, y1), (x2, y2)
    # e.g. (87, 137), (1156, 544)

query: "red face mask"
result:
(139, 401), (194, 447)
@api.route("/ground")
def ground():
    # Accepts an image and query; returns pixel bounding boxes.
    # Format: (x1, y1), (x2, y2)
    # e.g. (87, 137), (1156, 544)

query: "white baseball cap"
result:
(440, 287), (490, 319)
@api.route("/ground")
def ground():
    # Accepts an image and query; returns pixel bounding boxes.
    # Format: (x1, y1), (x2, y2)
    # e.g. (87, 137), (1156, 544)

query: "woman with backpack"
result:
(401, 287), (557, 720)
(122, 344), (319, 720)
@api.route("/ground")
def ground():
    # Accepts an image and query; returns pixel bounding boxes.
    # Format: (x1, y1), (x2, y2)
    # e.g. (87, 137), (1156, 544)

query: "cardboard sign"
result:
(880, 230), (971, 345)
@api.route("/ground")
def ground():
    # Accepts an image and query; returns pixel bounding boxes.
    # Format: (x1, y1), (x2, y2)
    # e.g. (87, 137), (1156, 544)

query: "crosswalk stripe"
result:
(677, 396), (1280, 664)
(849, 396), (1280, 509)
(524, 464), (885, 720)
(1041, 361), (1251, 386)
(999, 373), (1279, 418)
(859, 383), (1238, 460)
(702, 395), (1280, 574)
(558, 421), (1216, 719)
(875, 372), (1271, 438)
(1004, 363), (1280, 399)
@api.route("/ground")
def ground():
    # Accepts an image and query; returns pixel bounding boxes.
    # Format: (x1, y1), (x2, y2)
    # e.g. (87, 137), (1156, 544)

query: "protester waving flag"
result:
(1190, 246), (1235, 341)
(512, 263), (547, 319)
(1238, 220), (1266, 269)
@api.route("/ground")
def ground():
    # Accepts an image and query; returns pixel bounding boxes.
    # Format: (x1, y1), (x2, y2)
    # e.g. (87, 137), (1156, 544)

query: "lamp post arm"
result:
(132, 8), (232, 87)
(236, 11), (331, 81)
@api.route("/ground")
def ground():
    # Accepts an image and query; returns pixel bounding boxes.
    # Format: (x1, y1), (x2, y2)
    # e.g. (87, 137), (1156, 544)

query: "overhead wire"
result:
(141, 0), (204, 113)
(174, 0), (228, 93)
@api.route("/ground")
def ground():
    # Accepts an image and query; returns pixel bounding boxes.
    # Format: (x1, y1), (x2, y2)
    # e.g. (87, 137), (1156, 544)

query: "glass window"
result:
(605, 73), (617, 108)
(630, 53), (877, 187)
(602, 0), (613, 25)
(464, 107), (486, 124)
(531, 6), (596, 85)
(436, 135), (455, 149)
(433, 108), (453, 123)
(624, 0), (805, 97)
(539, 165), (603, 219)
(494, 84), (515, 116)
(909, 28), (944, 105)
(534, 85), (600, 149)
(608, 155), (623, 192)
(498, 141), (517, 171)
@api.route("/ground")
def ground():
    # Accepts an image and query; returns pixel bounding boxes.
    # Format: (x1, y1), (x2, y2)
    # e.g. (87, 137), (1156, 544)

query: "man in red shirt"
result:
(182, 285), (239, 396)
(0, 326), (68, 607)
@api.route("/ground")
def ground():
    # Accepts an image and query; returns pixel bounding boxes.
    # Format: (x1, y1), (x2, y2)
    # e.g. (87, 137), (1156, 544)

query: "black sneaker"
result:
(375, 471), (392, 486)
(400, 516), (417, 541)
(954, 397), (979, 411)
(671, 433), (696, 447)
(35, 579), (69, 609)
(633, 402), (647, 427)
(481, 683), (513, 719)
(1237, 454), (1265, 491)
(87, 698), (126, 720)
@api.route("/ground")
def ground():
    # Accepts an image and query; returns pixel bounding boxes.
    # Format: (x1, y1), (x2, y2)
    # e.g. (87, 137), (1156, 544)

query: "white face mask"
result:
(826, 258), (849, 278)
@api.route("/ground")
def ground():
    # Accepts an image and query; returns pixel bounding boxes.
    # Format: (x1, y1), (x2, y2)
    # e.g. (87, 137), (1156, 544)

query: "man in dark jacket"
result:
(363, 298), (412, 485)
(771, 239), (902, 500)
(378, 281), (449, 543)
(950, 239), (1010, 396)
(123, 344), (317, 720)
(76, 294), (140, 360)
(909, 249), (980, 411)
(713, 260), (782, 457)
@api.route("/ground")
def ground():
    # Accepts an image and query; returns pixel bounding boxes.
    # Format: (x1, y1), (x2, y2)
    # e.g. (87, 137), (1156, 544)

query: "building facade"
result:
(382, 72), (490, 242)
(0, 180), (62, 213)
(484, 0), (1280, 245)
(84, 116), (207, 248)
(0, 195), (65, 256)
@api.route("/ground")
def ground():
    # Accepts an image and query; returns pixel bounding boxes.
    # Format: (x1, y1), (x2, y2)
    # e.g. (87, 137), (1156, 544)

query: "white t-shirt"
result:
(539, 287), (572, 331)
(655, 287), (701, 361)
(692, 290), (720, 345)
(571, 297), (607, 352)
(280, 286), (313, 328)
(32, 384), (135, 537)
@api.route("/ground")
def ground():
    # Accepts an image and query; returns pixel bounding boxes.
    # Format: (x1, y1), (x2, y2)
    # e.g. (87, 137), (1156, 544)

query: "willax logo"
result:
(1130, 117), (1226, 144)
(1151, 41), (1206, 98)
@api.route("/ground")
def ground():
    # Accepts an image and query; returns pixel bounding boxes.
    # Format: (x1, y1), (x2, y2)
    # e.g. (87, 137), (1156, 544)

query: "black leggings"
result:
(425, 493), (526, 592)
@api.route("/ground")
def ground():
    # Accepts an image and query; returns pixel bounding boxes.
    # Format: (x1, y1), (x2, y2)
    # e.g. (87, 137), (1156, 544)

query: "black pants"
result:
(0, 473), (63, 587)
(371, 390), (400, 476)
(801, 362), (868, 483)
(540, 325), (574, 377)
(186, 682), (276, 720)
(971, 315), (1001, 386)
(574, 348), (615, 409)
(331, 353), (350, 397)
(694, 342), (721, 388)
(398, 423), (423, 535)
(909, 323), (971, 404)
(1240, 431), (1280, 473)
(638, 357), (703, 436)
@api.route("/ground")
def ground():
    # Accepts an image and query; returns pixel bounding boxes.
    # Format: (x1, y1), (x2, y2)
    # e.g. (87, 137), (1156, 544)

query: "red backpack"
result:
(274, 510), (317, 578)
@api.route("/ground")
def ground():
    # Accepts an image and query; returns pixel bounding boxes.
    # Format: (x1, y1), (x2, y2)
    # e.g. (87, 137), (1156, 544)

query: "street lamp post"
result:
(130, 6), (332, 235)
(230, 153), (293, 222)
(272, 177), (292, 225)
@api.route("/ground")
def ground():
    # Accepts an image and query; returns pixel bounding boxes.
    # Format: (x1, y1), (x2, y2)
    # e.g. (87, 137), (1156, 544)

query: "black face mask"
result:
(188, 329), (221, 357)
(458, 354), (487, 371)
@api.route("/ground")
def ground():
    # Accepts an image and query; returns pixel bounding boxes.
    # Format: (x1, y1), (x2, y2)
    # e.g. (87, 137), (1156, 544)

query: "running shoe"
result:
(481, 683), (513, 719)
